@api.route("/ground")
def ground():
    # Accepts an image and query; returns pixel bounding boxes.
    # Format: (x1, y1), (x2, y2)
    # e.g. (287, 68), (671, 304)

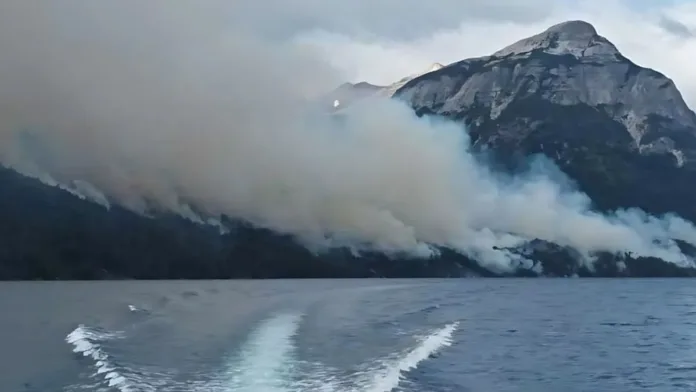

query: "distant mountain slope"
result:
(0, 165), (488, 279)
(3, 20), (696, 279)
(328, 63), (445, 111)
(393, 20), (696, 222)
(4, 159), (693, 279)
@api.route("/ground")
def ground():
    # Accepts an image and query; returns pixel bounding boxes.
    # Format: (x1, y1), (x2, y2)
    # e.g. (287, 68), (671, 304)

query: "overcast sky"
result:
(279, 0), (696, 109)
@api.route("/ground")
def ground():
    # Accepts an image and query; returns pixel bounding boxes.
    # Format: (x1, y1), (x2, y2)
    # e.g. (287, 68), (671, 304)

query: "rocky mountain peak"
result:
(395, 20), (696, 158)
(543, 20), (598, 39)
(390, 20), (696, 227)
(493, 20), (620, 61)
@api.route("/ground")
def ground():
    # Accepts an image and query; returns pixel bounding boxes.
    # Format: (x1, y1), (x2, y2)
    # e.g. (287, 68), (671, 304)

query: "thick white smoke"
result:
(1, 2), (695, 273)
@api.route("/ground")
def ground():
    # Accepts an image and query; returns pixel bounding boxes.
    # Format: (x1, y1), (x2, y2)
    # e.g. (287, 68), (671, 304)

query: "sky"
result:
(285, 0), (696, 109)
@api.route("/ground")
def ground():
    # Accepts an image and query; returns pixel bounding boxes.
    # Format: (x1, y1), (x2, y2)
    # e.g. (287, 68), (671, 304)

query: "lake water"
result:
(2, 279), (696, 391)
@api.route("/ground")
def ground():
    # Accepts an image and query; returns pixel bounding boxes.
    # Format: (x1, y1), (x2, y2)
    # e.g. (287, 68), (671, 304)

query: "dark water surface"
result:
(2, 279), (696, 391)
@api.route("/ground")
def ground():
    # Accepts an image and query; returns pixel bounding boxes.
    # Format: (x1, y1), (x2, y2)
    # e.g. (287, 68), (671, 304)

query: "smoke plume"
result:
(1, 1), (696, 273)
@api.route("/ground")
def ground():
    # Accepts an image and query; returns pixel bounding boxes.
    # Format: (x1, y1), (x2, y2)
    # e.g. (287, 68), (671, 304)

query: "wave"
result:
(65, 325), (141, 392)
(360, 322), (459, 392)
(207, 312), (458, 392)
(66, 314), (457, 392)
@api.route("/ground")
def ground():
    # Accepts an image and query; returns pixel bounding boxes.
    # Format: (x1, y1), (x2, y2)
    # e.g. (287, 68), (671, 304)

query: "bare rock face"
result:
(379, 62), (445, 97)
(396, 21), (696, 161)
(492, 20), (618, 60)
(327, 63), (445, 112)
(392, 20), (696, 221)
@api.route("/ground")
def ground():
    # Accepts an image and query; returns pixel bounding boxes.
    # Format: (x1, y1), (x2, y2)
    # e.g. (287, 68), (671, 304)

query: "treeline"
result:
(0, 166), (693, 280)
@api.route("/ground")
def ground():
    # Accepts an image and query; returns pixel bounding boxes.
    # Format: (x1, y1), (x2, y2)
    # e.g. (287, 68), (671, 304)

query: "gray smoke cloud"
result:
(1, 1), (696, 273)
(658, 15), (694, 39)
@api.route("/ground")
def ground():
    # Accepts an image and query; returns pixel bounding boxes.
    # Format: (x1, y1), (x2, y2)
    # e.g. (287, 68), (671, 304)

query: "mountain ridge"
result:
(492, 20), (621, 60)
(391, 20), (696, 224)
(3, 20), (696, 279)
(394, 20), (696, 155)
(329, 63), (446, 110)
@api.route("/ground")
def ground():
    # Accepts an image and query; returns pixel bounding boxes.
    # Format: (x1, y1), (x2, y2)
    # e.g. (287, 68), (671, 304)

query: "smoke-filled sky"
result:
(292, 0), (696, 109)
(1, 1), (696, 273)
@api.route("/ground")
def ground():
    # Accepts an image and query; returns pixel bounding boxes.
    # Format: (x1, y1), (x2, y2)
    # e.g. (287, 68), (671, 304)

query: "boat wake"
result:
(215, 313), (303, 392)
(363, 322), (459, 392)
(66, 325), (141, 392)
(65, 313), (458, 392)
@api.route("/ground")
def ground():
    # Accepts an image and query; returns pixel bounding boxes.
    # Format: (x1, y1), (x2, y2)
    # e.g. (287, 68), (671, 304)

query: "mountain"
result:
(329, 63), (445, 111)
(393, 20), (696, 222)
(0, 164), (490, 279)
(3, 20), (696, 279)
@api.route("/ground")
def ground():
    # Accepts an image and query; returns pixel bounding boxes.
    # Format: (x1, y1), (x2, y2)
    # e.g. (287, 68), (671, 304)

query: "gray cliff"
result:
(393, 20), (696, 221)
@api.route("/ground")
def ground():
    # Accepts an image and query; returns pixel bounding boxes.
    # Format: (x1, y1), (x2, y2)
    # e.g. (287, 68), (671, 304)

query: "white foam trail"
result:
(364, 322), (459, 392)
(222, 313), (303, 392)
(65, 325), (143, 392)
(67, 316), (457, 392)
